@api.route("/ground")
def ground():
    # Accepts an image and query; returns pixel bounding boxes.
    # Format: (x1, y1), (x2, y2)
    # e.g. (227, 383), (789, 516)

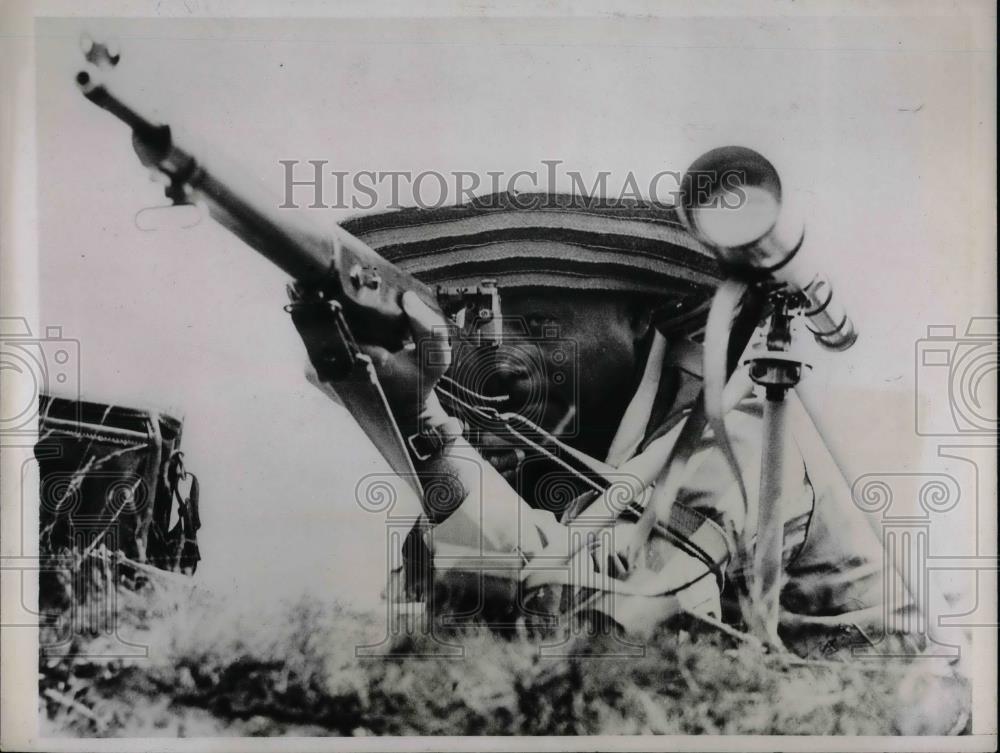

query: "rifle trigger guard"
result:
(285, 287), (361, 381)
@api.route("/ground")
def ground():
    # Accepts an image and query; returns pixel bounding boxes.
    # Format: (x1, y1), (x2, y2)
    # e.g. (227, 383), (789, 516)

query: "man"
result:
(333, 193), (862, 631)
(302, 191), (966, 731)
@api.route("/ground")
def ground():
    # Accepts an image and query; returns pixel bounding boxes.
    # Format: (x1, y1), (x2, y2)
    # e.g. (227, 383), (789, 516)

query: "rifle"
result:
(75, 40), (618, 507)
(75, 48), (498, 499)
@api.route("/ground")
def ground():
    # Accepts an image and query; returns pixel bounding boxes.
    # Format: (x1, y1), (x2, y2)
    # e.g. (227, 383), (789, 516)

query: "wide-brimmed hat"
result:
(342, 193), (722, 300)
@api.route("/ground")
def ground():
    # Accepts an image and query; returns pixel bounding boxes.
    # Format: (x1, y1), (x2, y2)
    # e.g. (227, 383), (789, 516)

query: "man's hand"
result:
(359, 291), (454, 427)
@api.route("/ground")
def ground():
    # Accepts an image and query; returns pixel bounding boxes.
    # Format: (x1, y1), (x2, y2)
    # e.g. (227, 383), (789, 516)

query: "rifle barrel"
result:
(77, 69), (441, 347)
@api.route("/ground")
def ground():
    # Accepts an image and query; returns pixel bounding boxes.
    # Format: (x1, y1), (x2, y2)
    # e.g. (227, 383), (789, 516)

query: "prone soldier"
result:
(297, 191), (970, 734)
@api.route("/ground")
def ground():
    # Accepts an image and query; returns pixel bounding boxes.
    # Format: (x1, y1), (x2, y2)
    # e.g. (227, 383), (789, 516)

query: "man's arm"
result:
(412, 412), (564, 558)
(346, 292), (564, 558)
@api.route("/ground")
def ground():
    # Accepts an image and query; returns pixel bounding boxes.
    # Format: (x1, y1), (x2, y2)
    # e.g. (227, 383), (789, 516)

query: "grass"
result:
(38, 560), (953, 738)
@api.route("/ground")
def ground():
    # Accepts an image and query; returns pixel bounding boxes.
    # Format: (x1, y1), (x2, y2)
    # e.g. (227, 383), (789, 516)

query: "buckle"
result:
(406, 426), (443, 462)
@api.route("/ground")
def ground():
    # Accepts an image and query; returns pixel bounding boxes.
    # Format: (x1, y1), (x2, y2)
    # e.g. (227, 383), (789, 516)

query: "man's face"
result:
(451, 288), (650, 460)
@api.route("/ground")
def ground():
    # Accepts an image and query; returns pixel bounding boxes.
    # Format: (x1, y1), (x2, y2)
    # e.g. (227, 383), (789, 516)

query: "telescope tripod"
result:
(744, 291), (812, 646)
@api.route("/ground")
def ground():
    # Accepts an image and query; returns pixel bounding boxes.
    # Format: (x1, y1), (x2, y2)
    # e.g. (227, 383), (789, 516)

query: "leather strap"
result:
(406, 423), (452, 461)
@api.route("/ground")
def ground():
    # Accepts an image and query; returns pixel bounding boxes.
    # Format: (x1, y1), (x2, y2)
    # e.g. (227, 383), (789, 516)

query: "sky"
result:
(31, 11), (996, 609)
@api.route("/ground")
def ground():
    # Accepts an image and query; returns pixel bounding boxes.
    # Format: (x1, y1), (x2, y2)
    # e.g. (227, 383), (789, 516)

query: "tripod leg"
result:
(752, 390), (790, 645)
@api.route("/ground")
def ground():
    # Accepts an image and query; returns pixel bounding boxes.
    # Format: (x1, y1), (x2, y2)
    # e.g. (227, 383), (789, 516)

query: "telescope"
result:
(676, 146), (860, 645)
(678, 146), (857, 351)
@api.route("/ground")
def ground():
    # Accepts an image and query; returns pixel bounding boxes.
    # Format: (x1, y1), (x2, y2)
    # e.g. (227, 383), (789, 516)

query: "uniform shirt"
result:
(428, 381), (907, 635)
